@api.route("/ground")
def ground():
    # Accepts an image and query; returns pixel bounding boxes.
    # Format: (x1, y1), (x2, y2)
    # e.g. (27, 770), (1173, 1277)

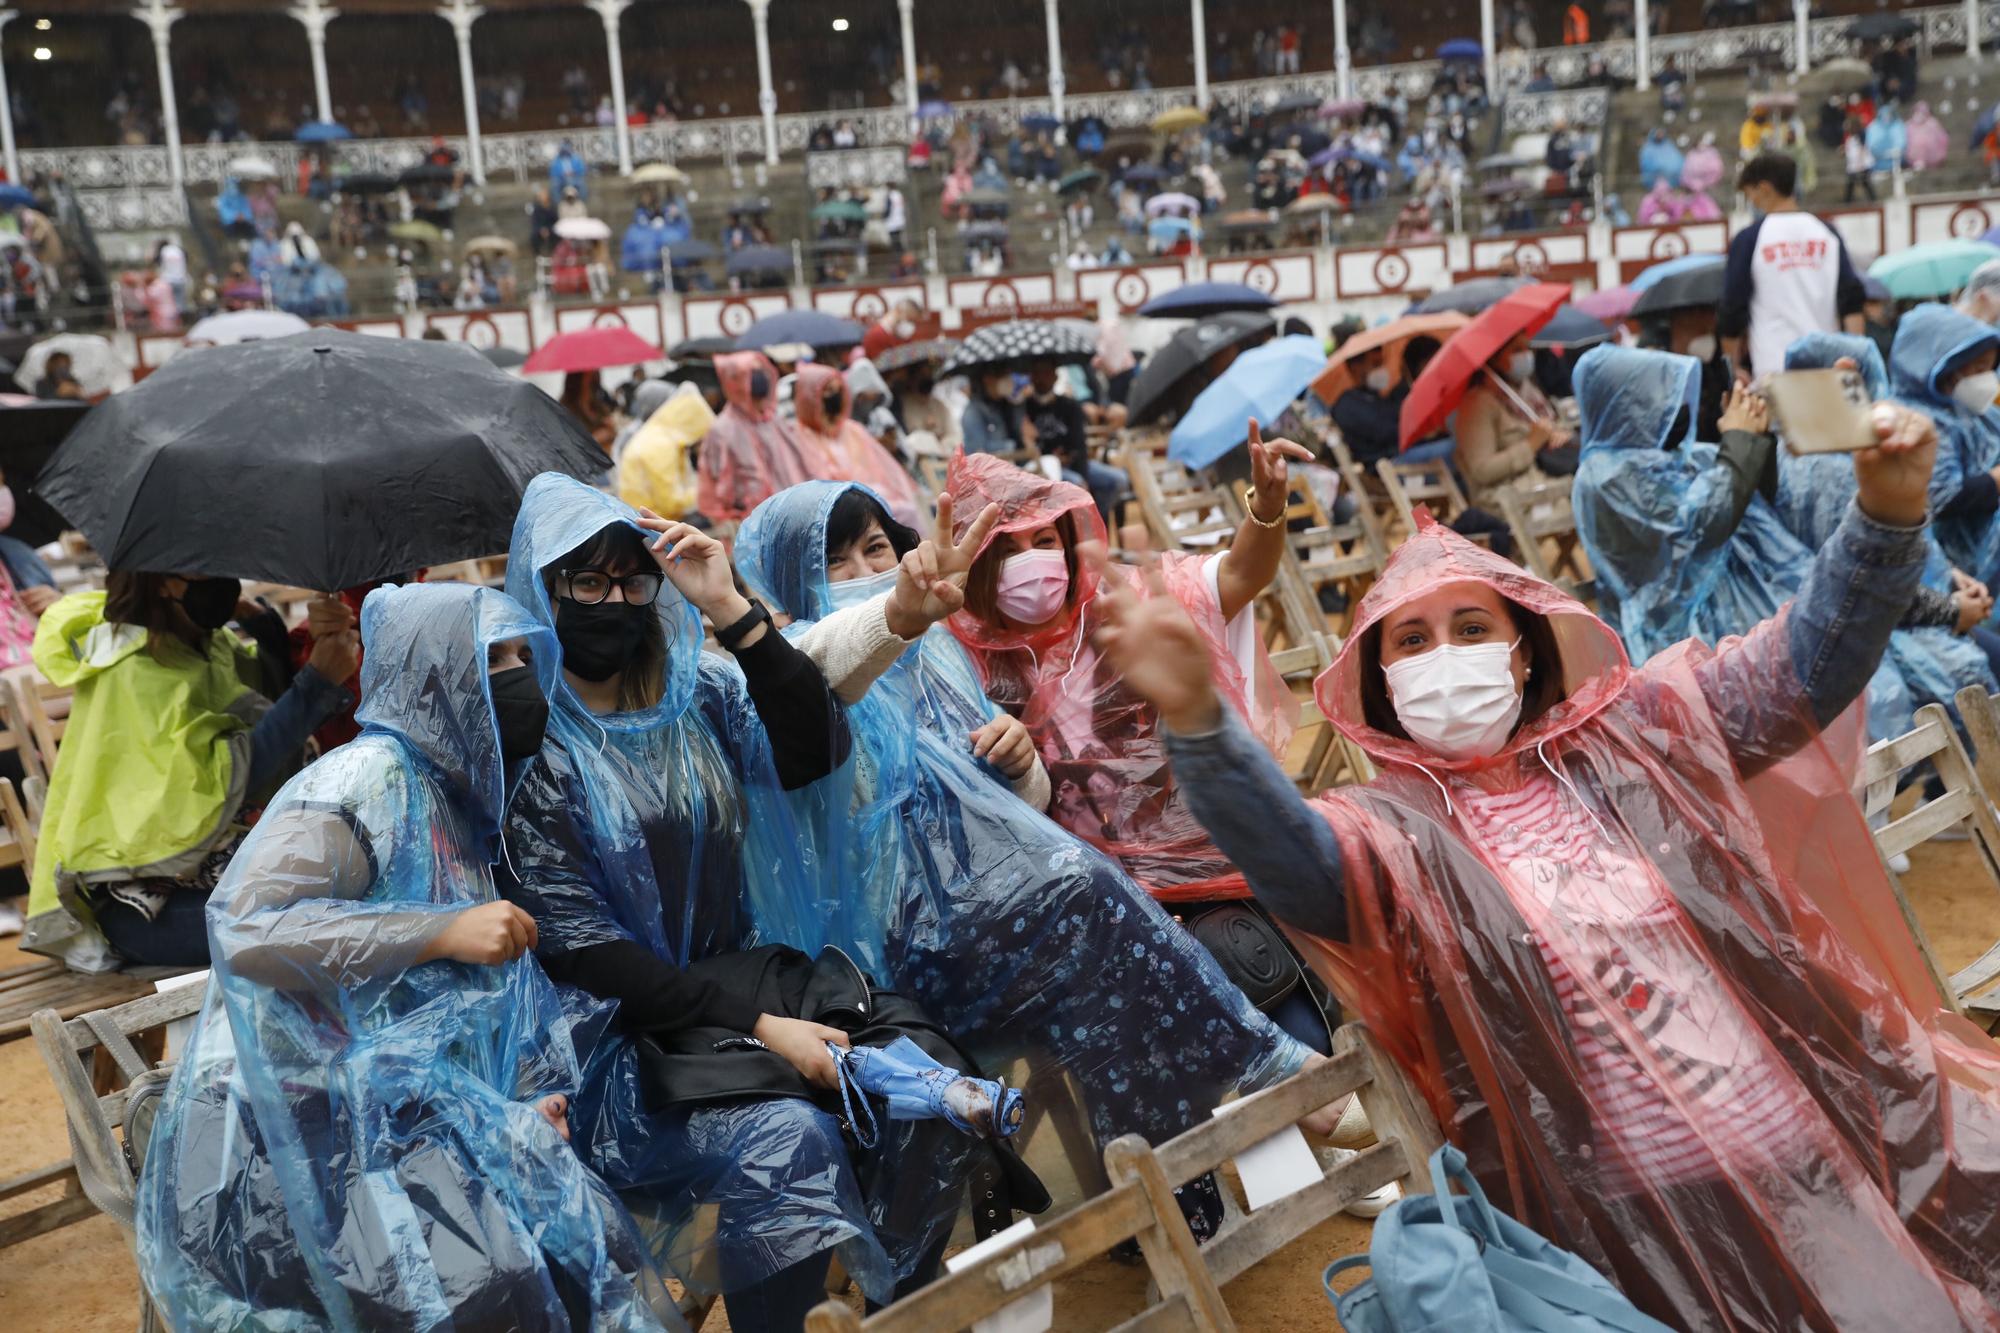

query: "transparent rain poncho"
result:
(1778, 332), (1995, 736)
(1290, 516), (2000, 1331)
(134, 582), (675, 1333)
(1573, 345), (1915, 736)
(1889, 302), (2000, 586)
(734, 480), (1306, 1149)
(940, 450), (1295, 902)
(694, 350), (818, 524)
(500, 474), (963, 1304)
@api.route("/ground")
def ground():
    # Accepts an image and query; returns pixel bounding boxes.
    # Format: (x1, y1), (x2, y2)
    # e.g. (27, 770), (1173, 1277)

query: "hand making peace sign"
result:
(883, 492), (1002, 639)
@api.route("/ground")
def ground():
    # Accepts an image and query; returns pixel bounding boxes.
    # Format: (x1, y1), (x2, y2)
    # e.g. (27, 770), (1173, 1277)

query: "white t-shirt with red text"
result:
(1720, 210), (1862, 378)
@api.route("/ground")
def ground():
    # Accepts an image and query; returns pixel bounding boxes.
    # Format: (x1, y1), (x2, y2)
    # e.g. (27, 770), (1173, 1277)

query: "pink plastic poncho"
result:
(792, 363), (924, 528)
(1906, 103), (1951, 172)
(694, 350), (815, 523)
(945, 450), (1294, 902)
(1291, 512), (2000, 1332)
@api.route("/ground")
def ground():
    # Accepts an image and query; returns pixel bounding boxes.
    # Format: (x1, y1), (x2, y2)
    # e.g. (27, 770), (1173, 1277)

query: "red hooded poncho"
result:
(945, 450), (1293, 902)
(792, 363), (924, 529)
(1295, 513), (2000, 1331)
(694, 350), (816, 524)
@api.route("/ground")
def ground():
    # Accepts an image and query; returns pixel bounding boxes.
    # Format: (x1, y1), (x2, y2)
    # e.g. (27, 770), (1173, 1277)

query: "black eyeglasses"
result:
(557, 568), (664, 606)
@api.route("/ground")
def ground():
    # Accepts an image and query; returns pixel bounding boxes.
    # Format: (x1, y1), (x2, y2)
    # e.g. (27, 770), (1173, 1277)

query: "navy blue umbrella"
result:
(1120, 163), (1169, 184)
(667, 239), (719, 266)
(725, 244), (792, 276)
(1529, 305), (1612, 351)
(1138, 282), (1280, 319)
(1021, 113), (1060, 133)
(295, 120), (352, 143)
(734, 309), (865, 351)
(0, 184), (36, 211)
(1438, 38), (1484, 61)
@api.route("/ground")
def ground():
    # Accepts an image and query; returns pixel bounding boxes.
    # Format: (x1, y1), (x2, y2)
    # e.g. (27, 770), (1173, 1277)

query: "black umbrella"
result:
(37, 330), (609, 590)
(4, 398), (92, 548)
(963, 222), (1011, 244)
(1125, 312), (1276, 426)
(735, 310), (865, 351)
(478, 345), (527, 370)
(336, 172), (400, 195)
(1630, 260), (1726, 318)
(1262, 91), (1323, 117)
(725, 244), (792, 276)
(1846, 13), (1917, 40)
(1411, 276), (1531, 316)
(398, 163), (456, 186)
(1272, 124), (1331, 156)
(729, 197), (773, 215)
(1529, 305), (1613, 352)
(1120, 163), (1170, 185)
(875, 338), (960, 372)
(939, 321), (1098, 379)
(669, 336), (739, 361)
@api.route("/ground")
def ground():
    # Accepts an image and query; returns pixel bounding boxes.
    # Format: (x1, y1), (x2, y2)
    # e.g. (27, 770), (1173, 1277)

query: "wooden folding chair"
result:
(1231, 474), (1385, 641)
(1375, 455), (1482, 540)
(4, 666), (72, 783)
(1862, 701), (2000, 1016)
(1269, 636), (1372, 796)
(1123, 437), (1239, 555)
(1498, 481), (1595, 605)
(13, 985), (208, 1315)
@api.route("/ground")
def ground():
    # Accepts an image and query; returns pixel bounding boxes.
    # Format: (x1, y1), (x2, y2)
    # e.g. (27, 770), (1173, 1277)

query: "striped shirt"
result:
(1456, 772), (1812, 1195)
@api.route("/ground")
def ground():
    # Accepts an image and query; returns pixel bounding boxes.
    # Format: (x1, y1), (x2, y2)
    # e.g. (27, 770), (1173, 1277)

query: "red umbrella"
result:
(522, 326), (663, 374)
(1398, 283), (1569, 448)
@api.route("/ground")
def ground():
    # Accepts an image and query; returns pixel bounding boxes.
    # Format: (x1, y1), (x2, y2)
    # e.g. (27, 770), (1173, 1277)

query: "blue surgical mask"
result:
(825, 563), (902, 616)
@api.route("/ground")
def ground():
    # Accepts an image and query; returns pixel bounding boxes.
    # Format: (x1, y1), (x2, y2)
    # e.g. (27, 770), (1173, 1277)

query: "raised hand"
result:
(1247, 419), (1314, 523)
(636, 508), (741, 620)
(1092, 555), (1221, 734)
(883, 492), (1001, 638)
(1852, 401), (1937, 529)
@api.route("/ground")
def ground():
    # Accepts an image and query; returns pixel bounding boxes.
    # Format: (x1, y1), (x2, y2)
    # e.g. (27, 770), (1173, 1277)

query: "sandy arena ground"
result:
(2, 831), (1993, 1332)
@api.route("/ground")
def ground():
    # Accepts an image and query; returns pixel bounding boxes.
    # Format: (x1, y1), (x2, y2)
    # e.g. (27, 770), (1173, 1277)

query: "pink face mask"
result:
(994, 548), (1069, 624)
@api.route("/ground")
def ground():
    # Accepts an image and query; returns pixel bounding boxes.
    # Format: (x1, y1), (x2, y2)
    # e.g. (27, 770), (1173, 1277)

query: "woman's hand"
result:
(752, 1014), (851, 1090)
(18, 585), (58, 617)
(1853, 402), (1937, 528)
(305, 596), (355, 640)
(534, 1093), (572, 1143)
(883, 493), (1001, 639)
(1092, 559), (1222, 735)
(636, 509), (746, 624)
(1716, 383), (1770, 436)
(968, 713), (1038, 778)
(1957, 586), (1995, 634)
(427, 900), (538, 966)
(1247, 419), (1314, 522)
(306, 627), (361, 684)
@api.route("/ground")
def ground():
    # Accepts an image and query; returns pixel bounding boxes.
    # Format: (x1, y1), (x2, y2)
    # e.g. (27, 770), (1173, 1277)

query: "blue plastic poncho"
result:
(135, 583), (675, 1332)
(500, 474), (963, 1304)
(1890, 303), (2000, 586)
(1638, 130), (1684, 189)
(735, 481), (1308, 1150)
(1779, 332), (1995, 737)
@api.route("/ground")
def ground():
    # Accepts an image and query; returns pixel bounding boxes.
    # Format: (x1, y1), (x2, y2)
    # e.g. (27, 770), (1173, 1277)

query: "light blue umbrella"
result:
(1629, 253), (1722, 292)
(1168, 334), (1326, 469)
(1148, 216), (1197, 245)
(295, 120), (353, 143)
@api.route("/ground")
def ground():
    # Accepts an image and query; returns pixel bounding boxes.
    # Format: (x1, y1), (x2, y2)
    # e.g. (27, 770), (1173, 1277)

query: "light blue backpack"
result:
(1325, 1145), (1676, 1333)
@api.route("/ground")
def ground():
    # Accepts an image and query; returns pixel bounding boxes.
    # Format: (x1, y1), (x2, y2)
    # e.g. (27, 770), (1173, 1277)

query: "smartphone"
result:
(1765, 368), (1877, 455)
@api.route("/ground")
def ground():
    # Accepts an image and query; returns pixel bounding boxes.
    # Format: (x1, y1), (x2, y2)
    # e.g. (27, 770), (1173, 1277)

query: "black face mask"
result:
(488, 665), (549, 762)
(822, 389), (844, 419)
(748, 369), (772, 400)
(178, 577), (243, 631)
(554, 599), (651, 683)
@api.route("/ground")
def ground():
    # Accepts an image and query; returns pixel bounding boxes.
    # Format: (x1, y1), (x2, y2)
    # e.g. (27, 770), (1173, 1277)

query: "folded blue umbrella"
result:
(0, 184), (35, 211)
(1629, 253), (1722, 292)
(1168, 334), (1327, 469)
(830, 1037), (1025, 1145)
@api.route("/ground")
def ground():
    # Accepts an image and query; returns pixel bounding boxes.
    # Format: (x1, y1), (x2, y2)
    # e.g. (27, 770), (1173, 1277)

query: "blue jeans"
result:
(96, 889), (213, 967)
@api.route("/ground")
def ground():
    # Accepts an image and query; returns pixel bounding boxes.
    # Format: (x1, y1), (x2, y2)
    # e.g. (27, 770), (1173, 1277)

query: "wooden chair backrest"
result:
(4, 666), (71, 782)
(0, 777), (34, 875)
(1375, 455), (1472, 535)
(1123, 438), (1239, 554)
(1863, 700), (2000, 1015)
(1268, 636), (1371, 795)
(1497, 481), (1594, 604)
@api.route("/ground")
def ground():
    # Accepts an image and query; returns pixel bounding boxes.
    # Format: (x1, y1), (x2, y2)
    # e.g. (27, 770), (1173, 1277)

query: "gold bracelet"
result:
(1244, 487), (1285, 529)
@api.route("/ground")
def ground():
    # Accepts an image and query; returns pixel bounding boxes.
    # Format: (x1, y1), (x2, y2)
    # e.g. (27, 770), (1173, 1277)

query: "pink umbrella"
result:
(1575, 286), (1639, 323)
(522, 326), (663, 374)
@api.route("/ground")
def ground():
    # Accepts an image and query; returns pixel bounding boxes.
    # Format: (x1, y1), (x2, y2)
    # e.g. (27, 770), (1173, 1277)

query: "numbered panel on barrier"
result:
(1463, 230), (1593, 283)
(1205, 251), (1318, 302)
(1820, 206), (1886, 268)
(1611, 222), (1729, 283)
(1073, 262), (1189, 313)
(810, 282), (928, 321)
(551, 300), (671, 351)
(321, 317), (409, 339)
(681, 292), (794, 341)
(422, 307), (539, 354)
(1332, 242), (1451, 300)
(943, 273), (1060, 313)
(1910, 196), (2000, 246)
(133, 331), (188, 376)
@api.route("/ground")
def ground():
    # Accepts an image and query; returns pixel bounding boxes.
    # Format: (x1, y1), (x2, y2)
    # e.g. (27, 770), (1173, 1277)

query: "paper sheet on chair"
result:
(943, 1217), (1054, 1333)
(155, 968), (210, 1061)
(1212, 1093), (1320, 1211)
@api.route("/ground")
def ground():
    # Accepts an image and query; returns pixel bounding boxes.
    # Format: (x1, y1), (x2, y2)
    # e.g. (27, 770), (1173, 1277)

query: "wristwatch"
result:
(715, 598), (772, 651)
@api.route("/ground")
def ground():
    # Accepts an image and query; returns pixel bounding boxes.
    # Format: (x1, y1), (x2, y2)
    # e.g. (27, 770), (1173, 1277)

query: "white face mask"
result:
(994, 548), (1070, 624)
(826, 562), (902, 615)
(1508, 351), (1537, 382)
(1685, 334), (1718, 363)
(1382, 639), (1524, 760)
(1952, 371), (2000, 416)
(1365, 367), (1393, 395)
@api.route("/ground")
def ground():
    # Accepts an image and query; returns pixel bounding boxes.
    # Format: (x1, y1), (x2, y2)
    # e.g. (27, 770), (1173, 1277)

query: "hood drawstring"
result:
(1537, 739), (1612, 838)
(1407, 759), (1456, 816)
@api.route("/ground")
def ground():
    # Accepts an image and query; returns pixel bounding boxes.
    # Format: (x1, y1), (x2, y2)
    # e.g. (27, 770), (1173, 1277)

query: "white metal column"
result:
(139, 1), (183, 192)
(1480, 0), (1497, 98)
(1190, 0), (1208, 108)
(1970, 0), (1983, 59)
(1635, 0), (1650, 90)
(289, 0), (336, 125)
(440, 1), (484, 185)
(0, 11), (19, 186)
(1044, 0), (1064, 123)
(591, 0), (632, 175)
(748, 0), (777, 165)
(1792, 0), (1810, 75)
(897, 0), (918, 122)
(1332, 0), (1352, 101)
